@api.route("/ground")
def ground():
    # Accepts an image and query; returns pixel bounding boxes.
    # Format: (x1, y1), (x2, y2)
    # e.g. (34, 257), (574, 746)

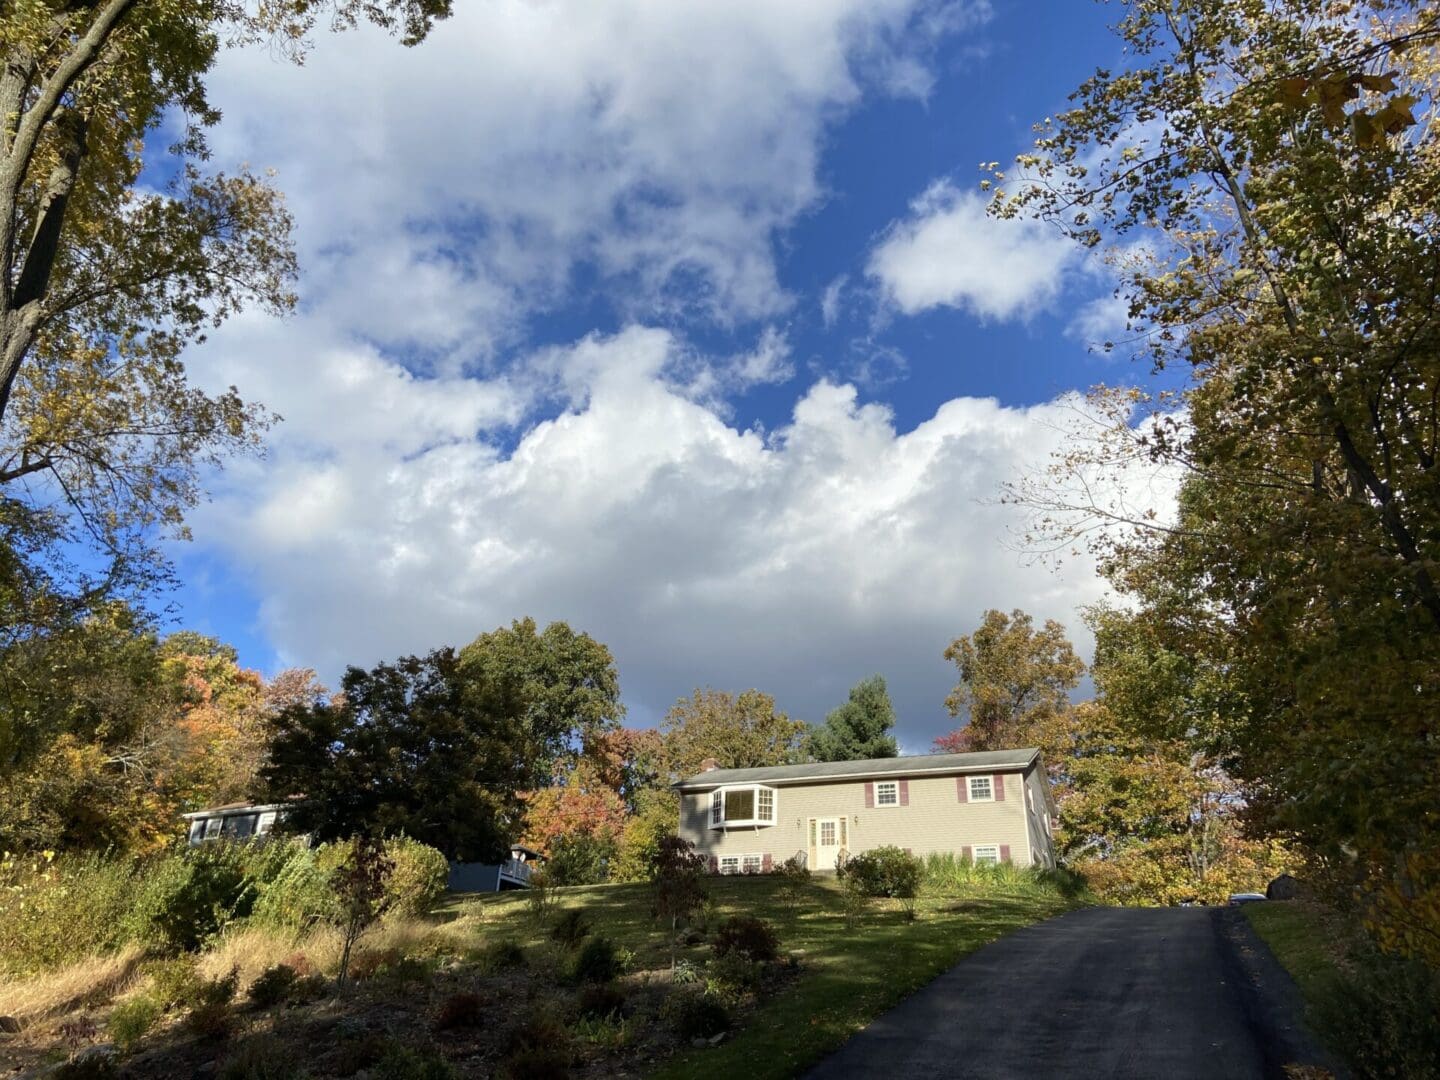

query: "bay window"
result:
(707, 784), (778, 828)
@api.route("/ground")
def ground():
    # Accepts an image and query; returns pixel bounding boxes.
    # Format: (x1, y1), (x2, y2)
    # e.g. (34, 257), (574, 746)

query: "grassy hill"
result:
(0, 864), (1079, 1078)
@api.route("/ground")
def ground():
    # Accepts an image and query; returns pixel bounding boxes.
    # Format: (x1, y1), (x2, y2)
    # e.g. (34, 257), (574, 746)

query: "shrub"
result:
(246, 964), (300, 1009)
(500, 1047), (571, 1080)
(51, 1051), (120, 1080)
(704, 952), (763, 997)
(502, 1005), (572, 1075)
(432, 991), (488, 1031)
(185, 968), (238, 1038)
(576, 983), (627, 1020)
(550, 908), (592, 949)
(479, 939), (526, 973)
(525, 869), (559, 922)
(840, 846), (924, 899)
(841, 846), (924, 916)
(381, 837), (449, 918)
(712, 915), (779, 962)
(544, 833), (614, 887)
(373, 1043), (457, 1080)
(126, 845), (255, 953)
(1316, 946), (1440, 1079)
(106, 996), (161, 1054)
(145, 955), (203, 1011)
(662, 991), (730, 1039)
(248, 838), (447, 931)
(774, 853), (810, 907)
(571, 936), (620, 984)
(0, 851), (138, 976)
(217, 1036), (305, 1080)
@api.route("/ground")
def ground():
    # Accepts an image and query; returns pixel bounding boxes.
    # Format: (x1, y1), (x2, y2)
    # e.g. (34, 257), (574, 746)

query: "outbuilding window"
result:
(708, 785), (778, 828)
(968, 775), (995, 802)
(876, 781), (899, 807)
(973, 844), (1000, 866)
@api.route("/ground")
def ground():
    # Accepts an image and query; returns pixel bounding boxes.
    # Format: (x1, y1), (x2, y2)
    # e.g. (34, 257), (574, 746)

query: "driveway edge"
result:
(1214, 907), (1348, 1079)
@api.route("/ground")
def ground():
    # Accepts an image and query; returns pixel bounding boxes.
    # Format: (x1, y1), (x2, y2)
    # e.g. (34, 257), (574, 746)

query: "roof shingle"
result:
(673, 747), (1039, 790)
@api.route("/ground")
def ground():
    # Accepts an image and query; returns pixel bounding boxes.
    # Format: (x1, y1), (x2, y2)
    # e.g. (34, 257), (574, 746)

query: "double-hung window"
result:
(708, 784), (778, 828)
(719, 856), (741, 875)
(973, 844), (1000, 866)
(968, 775), (995, 802)
(741, 854), (763, 875)
(875, 781), (899, 807)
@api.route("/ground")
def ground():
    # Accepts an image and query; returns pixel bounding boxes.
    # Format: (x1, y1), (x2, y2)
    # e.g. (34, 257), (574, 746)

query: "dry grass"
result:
(0, 945), (146, 1027)
(192, 916), (445, 995)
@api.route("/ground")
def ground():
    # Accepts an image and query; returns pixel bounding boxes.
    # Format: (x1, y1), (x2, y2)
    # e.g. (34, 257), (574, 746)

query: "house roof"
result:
(673, 748), (1040, 791)
(180, 801), (290, 820)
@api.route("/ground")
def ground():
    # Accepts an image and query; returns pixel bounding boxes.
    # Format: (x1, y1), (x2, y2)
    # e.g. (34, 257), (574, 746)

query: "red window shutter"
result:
(708, 855), (719, 874)
(993, 773), (1006, 801)
(899, 780), (910, 806)
(956, 776), (969, 803)
(999, 844), (1011, 863)
(762, 853), (773, 873)
(961, 845), (972, 861)
(865, 782), (875, 808)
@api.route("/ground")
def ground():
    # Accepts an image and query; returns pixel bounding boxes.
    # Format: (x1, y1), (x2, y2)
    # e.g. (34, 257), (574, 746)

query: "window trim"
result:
(875, 780), (899, 807)
(968, 775), (995, 803)
(973, 844), (1000, 866)
(708, 784), (778, 828)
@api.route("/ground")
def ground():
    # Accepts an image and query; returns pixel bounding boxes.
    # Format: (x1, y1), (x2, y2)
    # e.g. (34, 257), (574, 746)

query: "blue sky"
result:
(167, 0), (1172, 749)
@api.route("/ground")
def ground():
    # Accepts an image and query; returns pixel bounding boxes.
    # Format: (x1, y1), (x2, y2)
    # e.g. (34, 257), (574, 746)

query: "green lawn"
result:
(1244, 902), (1352, 1012)
(447, 874), (1075, 1079)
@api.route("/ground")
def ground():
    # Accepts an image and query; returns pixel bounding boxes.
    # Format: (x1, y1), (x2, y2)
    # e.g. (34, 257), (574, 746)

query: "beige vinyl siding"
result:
(679, 771), (1033, 869)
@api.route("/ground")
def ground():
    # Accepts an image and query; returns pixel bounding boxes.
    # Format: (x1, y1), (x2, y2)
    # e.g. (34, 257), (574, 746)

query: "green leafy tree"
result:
(611, 787), (680, 883)
(261, 649), (527, 862)
(661, 687), (806, 779)
(806, 675), (899, 762)
(458, 618), (623, 782)
(0, 0), (450, 600)
(934, 609), (1083, 753)
(998, 0), (1440, 950)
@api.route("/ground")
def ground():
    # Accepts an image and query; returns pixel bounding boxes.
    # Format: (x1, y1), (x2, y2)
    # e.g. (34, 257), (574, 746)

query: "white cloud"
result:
(192, 327), (1173, 746)
(204, 0), (991, 363)
(820, 275), (848, 327)
(868, 181), (1077, 320)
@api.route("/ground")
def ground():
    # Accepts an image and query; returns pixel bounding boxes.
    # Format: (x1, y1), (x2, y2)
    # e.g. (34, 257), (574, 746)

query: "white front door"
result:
(816, 817), (842, 870)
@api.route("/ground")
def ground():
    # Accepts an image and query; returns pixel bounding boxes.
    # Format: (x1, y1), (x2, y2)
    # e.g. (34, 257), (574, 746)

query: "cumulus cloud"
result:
(192, 327), (1172, 746)
(868, 181), (1077, 320)
(204, 0), (991, 363)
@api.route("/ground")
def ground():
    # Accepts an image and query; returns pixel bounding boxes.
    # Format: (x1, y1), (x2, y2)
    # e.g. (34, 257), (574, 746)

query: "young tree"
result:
(934, 610), (1083, 753)
(650, 835), (708, 971)
(806, 675), (899, 762)
(0, 0), (450, 599)
(330, 837), (395, 986)
(261, 649), (527, 862)
(661, 687), (807, 779)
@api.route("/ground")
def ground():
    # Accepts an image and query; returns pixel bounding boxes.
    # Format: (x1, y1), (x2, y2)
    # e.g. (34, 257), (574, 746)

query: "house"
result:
(446, 845), (546, 893)
(183, 801), (288, 844)
(673, 748), (1056, 873)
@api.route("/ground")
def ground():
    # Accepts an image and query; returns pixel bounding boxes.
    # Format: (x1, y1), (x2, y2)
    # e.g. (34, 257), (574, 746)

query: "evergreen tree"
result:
(807, 676), (899, 762)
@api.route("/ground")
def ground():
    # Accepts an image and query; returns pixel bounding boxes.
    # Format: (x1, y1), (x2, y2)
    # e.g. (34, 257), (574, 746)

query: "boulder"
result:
(1266, 873), (1302, 900)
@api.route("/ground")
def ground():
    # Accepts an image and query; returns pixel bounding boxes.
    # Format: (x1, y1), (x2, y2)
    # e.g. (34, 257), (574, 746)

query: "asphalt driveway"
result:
(803, 906), (1338, 1080)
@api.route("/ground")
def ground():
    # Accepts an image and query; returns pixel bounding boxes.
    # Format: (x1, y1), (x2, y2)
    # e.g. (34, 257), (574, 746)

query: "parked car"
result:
(1228, 892), (1267, 905)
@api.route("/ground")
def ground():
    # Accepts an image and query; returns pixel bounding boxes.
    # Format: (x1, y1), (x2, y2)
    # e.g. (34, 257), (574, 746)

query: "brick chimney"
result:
(700, 757), (720, 772)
